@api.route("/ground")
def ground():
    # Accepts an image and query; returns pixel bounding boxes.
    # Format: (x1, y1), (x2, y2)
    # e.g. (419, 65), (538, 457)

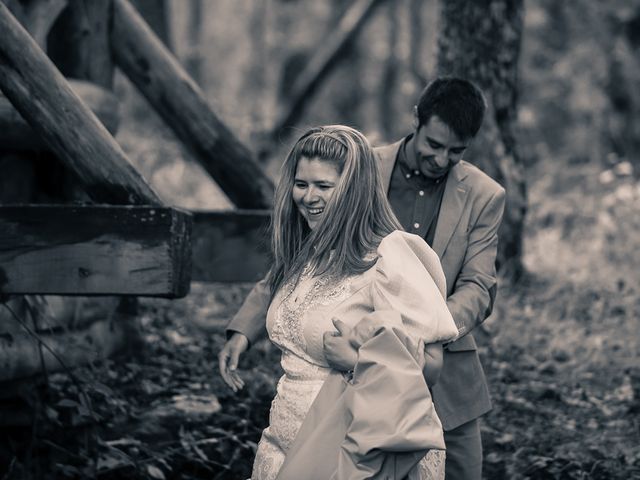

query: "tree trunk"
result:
(184, 0), (204, 84)
(603, 11), (640, 168)
(408, 0), (428, 85)
(47, 0), (115, 90)
(437, 0), (526, 280)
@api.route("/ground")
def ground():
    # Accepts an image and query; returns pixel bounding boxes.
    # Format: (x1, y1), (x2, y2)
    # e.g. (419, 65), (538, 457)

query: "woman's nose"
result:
(304, 187), (319, 203)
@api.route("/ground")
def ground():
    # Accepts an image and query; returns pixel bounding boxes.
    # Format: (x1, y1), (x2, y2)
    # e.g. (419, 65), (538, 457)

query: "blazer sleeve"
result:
(225, 275), (270, 345)
(447, 186), (506, 341)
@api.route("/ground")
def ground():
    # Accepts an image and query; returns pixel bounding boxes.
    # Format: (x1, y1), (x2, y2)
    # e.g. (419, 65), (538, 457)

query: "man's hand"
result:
(218, 332), (249, 392)
(423, 342), (444, 387)
(323, 318), (358, 372)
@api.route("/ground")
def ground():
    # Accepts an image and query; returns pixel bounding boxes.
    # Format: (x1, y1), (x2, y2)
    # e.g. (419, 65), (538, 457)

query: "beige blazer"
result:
(228, 140), (506, 430)
(375, 141), (506, 429)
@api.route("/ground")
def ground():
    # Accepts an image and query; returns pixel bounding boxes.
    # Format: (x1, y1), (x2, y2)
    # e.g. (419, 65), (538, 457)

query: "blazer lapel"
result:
(375, 140), (403, 193)
(432, 162), (470, 258)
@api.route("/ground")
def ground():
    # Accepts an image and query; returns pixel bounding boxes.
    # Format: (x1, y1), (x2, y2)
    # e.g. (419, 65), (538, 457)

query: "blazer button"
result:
(413, 222), (420, 229)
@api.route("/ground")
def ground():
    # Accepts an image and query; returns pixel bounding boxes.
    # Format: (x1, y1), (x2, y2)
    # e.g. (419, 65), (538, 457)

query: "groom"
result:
(220, 77), (505, 480)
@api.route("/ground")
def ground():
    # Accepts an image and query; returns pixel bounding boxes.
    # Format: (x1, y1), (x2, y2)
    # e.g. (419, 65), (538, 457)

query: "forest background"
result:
(1, 0), (640, 479)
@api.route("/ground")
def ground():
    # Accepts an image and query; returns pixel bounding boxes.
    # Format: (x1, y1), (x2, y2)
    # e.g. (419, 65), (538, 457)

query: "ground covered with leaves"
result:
(2, 161), (640, 480)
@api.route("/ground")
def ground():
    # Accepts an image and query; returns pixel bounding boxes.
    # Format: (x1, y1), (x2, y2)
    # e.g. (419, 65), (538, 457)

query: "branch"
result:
(269, 0), (387, 142)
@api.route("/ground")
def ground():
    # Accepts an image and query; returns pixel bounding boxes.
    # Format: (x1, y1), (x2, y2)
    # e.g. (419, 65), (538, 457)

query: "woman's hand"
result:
(323, 318), (358, 372)
(218, 332), (249, 392)
(423, 342), (444, 387)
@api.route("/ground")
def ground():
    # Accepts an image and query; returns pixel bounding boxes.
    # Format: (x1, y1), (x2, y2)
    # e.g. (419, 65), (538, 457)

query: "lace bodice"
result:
(267, 265), (357, 373)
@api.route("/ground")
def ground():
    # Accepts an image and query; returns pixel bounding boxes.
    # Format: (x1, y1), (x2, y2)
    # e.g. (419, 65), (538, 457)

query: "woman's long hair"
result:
(268, 125), (402, 297)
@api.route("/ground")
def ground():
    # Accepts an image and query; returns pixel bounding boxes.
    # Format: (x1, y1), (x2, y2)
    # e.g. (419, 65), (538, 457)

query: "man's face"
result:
(412, 115), (470, 179)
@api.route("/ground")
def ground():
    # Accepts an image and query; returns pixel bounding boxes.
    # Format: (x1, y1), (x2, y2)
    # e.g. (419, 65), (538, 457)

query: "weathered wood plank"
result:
(110, 0), (274, 209)
(0, 80), (120, 151)
(0, 2), (159, 205)
(0, 205), (192, 297)
(191, 210), (270, 283)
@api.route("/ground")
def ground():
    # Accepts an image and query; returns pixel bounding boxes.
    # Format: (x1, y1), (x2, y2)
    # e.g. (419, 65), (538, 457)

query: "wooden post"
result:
(0, 205), (191, 297)
(269, 0), (387, 140)
(111, 0), (275, 209)
(0, 1), (160, 206)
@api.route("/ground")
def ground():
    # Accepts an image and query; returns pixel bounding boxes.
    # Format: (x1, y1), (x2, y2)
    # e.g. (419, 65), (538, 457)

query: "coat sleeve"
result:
(225, 275), (270, 345)
(447, 186), (506, 341)
(370, 231), (458, 345)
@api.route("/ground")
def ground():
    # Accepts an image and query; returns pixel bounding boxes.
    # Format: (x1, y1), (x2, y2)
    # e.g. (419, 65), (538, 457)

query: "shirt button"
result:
(405, 173), (411, 179)
(413, 222), (420, 229)
(419, 190), (424, 196)
(413, 170), (420, 175)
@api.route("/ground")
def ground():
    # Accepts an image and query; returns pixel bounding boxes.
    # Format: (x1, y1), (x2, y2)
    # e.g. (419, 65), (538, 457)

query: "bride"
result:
(220, 125), (458, 479)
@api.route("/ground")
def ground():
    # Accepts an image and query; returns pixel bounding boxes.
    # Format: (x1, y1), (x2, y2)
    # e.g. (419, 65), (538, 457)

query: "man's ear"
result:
(412, 106), (419, 130)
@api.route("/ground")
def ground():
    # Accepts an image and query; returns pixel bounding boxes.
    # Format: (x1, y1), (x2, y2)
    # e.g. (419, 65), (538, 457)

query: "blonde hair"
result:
(268, 125), (402, 297)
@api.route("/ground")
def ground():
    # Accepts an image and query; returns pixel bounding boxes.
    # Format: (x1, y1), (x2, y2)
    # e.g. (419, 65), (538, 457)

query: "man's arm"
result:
(447, 187), (506, 339)
(225, 276), (271, 345)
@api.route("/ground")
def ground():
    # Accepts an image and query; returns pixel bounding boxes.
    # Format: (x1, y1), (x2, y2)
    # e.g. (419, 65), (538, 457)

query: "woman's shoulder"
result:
(364, 230), (456, 344)
(377, 230), (436, 256)
(373, 230), (446, 298)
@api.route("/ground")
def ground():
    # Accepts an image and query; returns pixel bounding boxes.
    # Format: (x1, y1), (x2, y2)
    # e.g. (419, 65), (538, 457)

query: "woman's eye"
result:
(428, 141), (442, 149)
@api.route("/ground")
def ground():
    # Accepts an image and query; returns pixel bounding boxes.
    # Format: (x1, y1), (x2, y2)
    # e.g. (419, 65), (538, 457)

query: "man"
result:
(219, 77), (506, 479)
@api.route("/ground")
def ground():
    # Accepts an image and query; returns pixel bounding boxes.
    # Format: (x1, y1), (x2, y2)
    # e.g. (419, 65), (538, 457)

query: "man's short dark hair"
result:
(416, 77), (487, 140)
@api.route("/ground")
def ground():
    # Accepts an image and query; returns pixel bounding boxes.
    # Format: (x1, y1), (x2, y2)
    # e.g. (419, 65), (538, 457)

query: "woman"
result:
(232, 126), (458, 479)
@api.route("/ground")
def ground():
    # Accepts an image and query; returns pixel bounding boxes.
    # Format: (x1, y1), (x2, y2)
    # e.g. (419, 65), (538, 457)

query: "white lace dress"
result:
(250, 231), (457, 480)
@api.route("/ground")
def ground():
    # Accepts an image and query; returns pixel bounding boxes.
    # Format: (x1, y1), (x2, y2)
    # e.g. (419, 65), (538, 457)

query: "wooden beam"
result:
(110, 0), (275, 209)
(0, 1), (159, 206)
(0, 205), (191, 297)
(0, 80), (119, 151)
(270, 0), (386, 140)
(191, 210), (270, 283)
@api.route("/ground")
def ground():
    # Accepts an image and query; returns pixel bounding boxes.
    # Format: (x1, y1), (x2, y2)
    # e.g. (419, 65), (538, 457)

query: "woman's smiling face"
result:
(292, 156), (341, 230)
